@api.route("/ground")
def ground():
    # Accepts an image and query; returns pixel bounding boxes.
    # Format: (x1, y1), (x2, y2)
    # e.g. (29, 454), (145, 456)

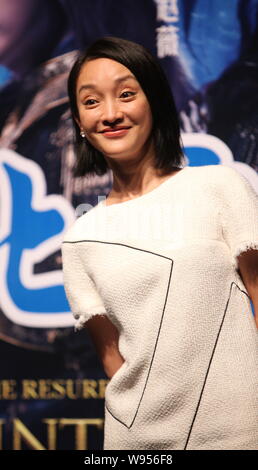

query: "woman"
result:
(62, 36), (258, 450)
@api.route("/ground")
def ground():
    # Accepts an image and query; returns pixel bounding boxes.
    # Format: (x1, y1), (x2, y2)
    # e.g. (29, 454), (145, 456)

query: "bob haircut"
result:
(67, 36), (185, 177)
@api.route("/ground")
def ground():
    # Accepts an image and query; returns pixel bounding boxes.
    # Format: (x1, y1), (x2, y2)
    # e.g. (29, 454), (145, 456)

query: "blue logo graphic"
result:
(0, 149), (75, 328)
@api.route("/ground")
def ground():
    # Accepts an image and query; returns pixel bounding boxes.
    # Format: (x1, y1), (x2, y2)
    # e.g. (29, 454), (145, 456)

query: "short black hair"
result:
(67, 36), (185, 177)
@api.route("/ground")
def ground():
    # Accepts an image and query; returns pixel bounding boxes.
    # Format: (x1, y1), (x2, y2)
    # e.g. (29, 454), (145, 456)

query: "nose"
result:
(102, 97), (123, 125)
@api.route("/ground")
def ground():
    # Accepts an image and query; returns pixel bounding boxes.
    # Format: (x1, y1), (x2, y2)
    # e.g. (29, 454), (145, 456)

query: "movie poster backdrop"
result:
(0, 0), (257, 450)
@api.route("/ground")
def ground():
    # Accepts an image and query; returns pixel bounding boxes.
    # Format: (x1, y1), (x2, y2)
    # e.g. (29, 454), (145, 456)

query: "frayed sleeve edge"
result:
(232, 241), (258, 270)
(73, 309), (108, 332)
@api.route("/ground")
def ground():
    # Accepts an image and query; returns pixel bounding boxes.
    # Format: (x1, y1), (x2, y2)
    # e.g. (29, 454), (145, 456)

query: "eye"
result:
(120, 91), (136, 99)
(84, 98), (97, 106)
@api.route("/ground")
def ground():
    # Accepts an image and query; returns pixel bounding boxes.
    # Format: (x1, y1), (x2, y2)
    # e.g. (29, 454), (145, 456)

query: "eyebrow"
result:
(78, 74), (137, 94)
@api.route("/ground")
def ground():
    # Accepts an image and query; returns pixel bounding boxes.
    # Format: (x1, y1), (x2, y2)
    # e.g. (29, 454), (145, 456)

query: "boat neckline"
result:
(97, 166), (191, 209)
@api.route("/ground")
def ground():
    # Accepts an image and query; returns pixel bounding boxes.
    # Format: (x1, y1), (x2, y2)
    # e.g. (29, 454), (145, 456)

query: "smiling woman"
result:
(67, 36), (184, 180)
(62, 36), (258, 451)
(75, 57), (154, 176)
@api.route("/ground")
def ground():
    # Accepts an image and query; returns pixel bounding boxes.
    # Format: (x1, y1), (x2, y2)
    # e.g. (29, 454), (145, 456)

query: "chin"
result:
(101, 147), (138, 159)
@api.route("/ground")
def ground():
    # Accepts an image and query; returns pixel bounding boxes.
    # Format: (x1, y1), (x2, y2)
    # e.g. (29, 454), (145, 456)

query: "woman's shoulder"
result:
(186, 164), (240, 179)
(186, 166), (258, 215)
(185, 164), (249, 190)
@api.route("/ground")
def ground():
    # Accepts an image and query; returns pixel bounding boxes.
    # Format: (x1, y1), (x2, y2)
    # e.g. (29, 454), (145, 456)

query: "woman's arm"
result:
(85, 314), (125, 379)
(237, 249), (258, 329)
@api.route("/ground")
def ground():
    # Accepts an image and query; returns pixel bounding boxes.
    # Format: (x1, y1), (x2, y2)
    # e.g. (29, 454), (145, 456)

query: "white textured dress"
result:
(62, 164), (258, 450)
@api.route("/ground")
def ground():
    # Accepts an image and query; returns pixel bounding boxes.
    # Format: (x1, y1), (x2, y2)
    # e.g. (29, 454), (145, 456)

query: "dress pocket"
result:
(102, 247), (174, 429)
(104, 323), (161, 429)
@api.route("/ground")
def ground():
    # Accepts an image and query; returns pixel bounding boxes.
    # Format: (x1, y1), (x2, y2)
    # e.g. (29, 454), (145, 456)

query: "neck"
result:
(106, 142), (177, 202)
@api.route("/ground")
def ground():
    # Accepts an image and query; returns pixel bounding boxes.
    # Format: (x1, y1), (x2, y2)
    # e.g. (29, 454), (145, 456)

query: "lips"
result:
(101, 126), (131, 133)
(100, 127), (131, 138)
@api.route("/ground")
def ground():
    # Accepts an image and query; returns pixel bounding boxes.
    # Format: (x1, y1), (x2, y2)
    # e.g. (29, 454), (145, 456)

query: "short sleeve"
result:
(61, 241), (107, 332)
(220, 167), (258, 270)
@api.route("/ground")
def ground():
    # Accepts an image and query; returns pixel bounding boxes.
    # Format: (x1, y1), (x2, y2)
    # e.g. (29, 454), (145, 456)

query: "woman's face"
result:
(75, 58), (154, 165)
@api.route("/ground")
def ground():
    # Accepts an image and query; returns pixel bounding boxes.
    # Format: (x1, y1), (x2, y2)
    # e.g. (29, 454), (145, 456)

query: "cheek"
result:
(77, 108), (94, 130)
(138, 103), (153, 132)
(138, 96), (152, 120)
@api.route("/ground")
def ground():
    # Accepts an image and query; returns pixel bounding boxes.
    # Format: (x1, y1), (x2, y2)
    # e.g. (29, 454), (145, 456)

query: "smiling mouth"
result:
(101, 128), (131, 137)
(101, 127), (131, 133)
